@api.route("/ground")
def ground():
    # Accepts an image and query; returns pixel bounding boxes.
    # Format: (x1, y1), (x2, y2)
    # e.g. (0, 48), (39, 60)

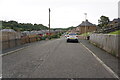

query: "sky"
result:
(118, 1), (120, 18)
(0, 0), (119, 28)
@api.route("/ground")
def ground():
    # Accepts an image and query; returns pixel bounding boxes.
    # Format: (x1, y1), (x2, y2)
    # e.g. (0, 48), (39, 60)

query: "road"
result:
(2, 37), (118, 78)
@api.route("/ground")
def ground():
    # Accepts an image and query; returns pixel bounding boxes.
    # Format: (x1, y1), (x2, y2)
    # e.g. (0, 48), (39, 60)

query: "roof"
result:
(112, 18), (120, 23)
(78, 20), (96, 27)
(0, 29), (16, 32)
(108, 18), (120, 25)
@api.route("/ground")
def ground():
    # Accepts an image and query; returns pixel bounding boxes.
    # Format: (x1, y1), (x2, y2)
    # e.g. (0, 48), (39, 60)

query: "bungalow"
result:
(77, 20), (97, 34)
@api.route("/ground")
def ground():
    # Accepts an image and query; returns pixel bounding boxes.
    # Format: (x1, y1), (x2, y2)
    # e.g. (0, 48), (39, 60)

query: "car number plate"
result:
(70, 38), (75, 39)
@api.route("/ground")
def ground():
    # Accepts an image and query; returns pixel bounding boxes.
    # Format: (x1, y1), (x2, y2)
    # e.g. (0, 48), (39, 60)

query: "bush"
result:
(41, 33), (62, 40)
(41, 36), (46, 40)
(51, 34), (60, 38)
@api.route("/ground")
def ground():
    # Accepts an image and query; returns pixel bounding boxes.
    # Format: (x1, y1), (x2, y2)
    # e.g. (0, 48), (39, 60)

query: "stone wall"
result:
(90, 34), (120, 58)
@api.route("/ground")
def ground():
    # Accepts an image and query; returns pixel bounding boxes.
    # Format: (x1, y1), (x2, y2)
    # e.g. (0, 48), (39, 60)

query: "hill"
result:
(2, 20), (48, 31)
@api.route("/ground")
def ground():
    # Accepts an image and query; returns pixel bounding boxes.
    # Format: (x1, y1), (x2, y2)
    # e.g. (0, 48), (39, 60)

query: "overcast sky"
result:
(0, 0), (119, 28)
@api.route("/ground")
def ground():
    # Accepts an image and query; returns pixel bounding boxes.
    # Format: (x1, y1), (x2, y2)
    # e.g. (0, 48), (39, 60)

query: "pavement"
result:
(2, 44), (29, 54)
(79, 39), (119, 76)
(2, 40), (47, 54)
(2, 37), (120, 79)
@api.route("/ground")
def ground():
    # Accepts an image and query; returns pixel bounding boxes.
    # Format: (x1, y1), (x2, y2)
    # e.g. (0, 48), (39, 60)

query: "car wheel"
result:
(67, 39), (69, 42)
(76, 40), (78, 43)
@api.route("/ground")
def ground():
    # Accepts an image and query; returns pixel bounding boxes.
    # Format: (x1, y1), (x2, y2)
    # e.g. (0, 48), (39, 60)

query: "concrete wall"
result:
(1, 31), (43, 50)
(90, 34), (120, 58)
(2, 39), (22, 50)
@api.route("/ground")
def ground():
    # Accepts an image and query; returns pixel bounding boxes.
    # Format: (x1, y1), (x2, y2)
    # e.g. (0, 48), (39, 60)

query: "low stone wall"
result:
(90, 34), (120, 58)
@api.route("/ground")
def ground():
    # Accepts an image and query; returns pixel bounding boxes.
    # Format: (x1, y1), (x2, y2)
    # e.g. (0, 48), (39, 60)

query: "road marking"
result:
(80, 42), (119, 79)
(2, 45), (30, 56)
(0, 74), (2, 78)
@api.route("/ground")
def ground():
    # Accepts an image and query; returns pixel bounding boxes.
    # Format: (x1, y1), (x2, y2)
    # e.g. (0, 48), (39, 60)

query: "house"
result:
(77, 20), (97, 34)
(108, 18), (120, 27)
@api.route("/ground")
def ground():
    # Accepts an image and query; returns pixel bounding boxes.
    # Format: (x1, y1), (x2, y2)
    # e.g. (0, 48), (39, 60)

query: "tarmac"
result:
(79, 39), (119, 78)
(2, 38), (120, 78)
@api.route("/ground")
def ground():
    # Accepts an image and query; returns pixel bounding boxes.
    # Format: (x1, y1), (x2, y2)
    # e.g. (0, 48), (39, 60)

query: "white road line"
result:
(0, 74), (2, 78)
(2, 46), (30, 56)
(80, 42), (119, 79)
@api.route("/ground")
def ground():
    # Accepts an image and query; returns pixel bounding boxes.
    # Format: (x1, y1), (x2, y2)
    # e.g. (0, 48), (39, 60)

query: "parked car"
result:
(65, 34), (68, 38)
(66, 33), (79, 42)
(64, 33), (69, 38)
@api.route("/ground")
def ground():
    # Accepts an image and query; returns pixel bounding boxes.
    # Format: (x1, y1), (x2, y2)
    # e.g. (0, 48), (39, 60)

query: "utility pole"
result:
(49, 8), (51, 39)
(84, 13), (87, 39)
(118, 1), (120, 18)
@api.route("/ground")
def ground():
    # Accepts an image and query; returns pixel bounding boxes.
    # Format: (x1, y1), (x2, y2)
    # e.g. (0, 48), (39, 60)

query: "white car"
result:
(66, 33), (79, 42)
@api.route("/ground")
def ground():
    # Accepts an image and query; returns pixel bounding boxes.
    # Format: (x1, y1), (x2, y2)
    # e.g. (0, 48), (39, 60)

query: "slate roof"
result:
(112, 18), (120, 23)
(0, 29), (16, 32)
(78, 20), (96, 27)
(108, 18), (120, 25)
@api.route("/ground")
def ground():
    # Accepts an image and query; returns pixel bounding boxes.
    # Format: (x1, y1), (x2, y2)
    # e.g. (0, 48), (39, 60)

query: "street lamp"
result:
(84, 13), (87, 39)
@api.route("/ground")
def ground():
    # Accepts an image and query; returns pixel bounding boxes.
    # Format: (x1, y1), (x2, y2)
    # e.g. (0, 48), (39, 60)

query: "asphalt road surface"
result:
(2, 37), (118, 78)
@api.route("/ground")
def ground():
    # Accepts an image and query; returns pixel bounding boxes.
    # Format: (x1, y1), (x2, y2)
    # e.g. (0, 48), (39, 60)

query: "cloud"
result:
(0, 0), (119, 28)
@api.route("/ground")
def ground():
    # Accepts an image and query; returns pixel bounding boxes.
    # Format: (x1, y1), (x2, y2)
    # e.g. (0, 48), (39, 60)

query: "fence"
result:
(90, 34), (120, 58)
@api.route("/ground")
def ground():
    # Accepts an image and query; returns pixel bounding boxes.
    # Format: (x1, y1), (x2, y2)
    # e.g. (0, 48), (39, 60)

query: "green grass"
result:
(108, 30), (120, 35)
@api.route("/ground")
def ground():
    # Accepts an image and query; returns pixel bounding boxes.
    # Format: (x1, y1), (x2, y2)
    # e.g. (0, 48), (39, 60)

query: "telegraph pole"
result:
(118, 1), (120, 58)
(49, 8), (51, 39)
(84, 13), (87, 39)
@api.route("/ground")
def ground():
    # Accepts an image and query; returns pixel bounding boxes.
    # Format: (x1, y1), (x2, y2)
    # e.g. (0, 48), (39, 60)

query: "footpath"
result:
(2, 40), (47, 55)
(79, 39), (119, 78)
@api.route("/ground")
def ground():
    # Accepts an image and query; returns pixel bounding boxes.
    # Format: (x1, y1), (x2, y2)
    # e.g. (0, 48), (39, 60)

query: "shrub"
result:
(51, 34), (60, 38)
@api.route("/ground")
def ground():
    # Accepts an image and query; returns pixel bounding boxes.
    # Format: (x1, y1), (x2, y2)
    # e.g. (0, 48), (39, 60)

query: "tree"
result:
(67, 26), (76, 30)
(98, 15), (110, 28)
(2, 20), (48, 31)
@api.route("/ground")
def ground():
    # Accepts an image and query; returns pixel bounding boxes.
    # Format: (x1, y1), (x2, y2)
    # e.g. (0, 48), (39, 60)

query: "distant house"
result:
(70, 28), (77, 33)
(77, 20), (97, 34)
(1, 29), (16, 32)
(108, 18), (120, 27)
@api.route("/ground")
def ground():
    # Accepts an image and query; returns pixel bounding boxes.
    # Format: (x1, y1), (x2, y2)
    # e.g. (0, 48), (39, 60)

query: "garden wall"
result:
(90, 34), (120, 58)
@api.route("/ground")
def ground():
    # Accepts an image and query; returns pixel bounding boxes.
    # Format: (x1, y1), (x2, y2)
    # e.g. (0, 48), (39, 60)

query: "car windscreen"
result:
(68, 33), (77, 35)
